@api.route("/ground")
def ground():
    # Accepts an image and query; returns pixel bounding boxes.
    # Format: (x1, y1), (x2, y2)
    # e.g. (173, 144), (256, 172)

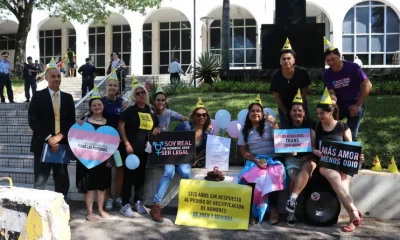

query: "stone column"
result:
(152, 21), (160, 75)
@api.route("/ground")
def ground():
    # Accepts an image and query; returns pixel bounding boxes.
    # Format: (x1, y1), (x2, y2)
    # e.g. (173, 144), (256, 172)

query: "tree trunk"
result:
(221, 0), (230, 71)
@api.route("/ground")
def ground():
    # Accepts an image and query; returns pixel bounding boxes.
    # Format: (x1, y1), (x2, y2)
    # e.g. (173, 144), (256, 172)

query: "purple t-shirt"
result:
(323, 61), (368, 109)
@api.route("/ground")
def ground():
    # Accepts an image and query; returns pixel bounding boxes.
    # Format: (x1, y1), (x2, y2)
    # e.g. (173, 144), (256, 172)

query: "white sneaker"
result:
(105, 198), (113, 211)
(114, 198), (123, 208)
(133, 200), (146, 214)
(120, 204), (135, 218)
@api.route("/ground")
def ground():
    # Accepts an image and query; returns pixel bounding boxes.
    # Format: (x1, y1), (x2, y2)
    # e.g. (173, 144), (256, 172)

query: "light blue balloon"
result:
(237, 109), (248, 124)
(126, 154), (140, 170)
(264, 108), (277, 120)
(215, 110), (231, 129)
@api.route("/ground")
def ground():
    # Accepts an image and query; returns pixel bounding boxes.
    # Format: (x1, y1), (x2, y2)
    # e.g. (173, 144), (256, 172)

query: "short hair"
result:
(280, 49), (296, 59)
(324, 48), (341, 57)
(173, 58), (178, 62)
(85, 58), (92, 62)
(27, 56), (32, 60)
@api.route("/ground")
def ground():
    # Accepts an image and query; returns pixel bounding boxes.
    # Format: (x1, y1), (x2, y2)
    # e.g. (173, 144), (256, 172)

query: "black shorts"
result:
(69, 61), (75, 68)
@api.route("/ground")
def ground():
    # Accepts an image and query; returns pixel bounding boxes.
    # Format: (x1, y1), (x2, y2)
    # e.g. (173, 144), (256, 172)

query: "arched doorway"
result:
(306, 3), (332, 41)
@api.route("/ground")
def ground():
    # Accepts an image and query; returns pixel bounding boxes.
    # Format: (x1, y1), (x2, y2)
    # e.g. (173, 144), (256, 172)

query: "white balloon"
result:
(215, 110), (231, 129)
(264, 108), (277, 120)
(126, 154), (140, 170)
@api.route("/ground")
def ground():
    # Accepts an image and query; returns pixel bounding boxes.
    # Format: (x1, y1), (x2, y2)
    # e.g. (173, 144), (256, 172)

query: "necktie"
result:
(53, 92), (60, 134)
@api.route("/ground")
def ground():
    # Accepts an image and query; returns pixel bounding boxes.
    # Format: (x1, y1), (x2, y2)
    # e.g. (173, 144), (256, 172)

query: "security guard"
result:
(0, 51), (14, 103)
(78, 58), (98, 97)
(23, 56), (40, 102)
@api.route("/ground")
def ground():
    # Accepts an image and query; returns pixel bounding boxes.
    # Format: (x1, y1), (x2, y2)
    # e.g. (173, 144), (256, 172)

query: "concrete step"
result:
(0, 125), (32, 134)
(0, 182), (55, 191)
(0, 143), (31, 155)
(0, 154), (34, 168)
(0, 116), (29, 125)
(0, 134), (32, 144)
(0, 170), (54, 185)
(0, 103), (29, 109)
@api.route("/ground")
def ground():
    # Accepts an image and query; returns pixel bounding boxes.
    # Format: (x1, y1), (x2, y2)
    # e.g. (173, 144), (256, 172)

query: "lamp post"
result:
(193, 0), (196, 88)
(200, 16), (214, 52)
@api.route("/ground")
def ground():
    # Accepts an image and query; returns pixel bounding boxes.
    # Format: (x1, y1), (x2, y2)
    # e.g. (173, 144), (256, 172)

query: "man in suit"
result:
(28, 57), (76, 198)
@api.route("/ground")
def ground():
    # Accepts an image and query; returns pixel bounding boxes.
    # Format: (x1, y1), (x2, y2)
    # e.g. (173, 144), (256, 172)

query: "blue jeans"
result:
(153, 164), (191, 204)
(278, 108), (289, 129)
(339, 106), (365, 141)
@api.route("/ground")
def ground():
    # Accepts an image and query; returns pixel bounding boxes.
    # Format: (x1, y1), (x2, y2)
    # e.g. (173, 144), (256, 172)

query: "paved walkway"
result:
(68, 201), (399, 240)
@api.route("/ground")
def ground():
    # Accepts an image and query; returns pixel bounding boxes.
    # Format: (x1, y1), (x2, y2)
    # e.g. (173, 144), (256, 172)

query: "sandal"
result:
(343, 210), (362, 232)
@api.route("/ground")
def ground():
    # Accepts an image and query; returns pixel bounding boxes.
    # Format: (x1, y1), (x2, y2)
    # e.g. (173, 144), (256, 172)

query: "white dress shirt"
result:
(48, 88), (61, 108)
(168, 61), (183, 74)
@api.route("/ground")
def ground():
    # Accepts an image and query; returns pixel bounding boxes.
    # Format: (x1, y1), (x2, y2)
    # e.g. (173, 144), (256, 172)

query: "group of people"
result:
(27, 36), (371, 232)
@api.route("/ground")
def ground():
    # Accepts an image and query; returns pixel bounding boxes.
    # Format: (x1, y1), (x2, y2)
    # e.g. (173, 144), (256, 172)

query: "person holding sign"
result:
(76, 90), (111, 221)
(150, 85), (189, 223)
(270, 38), (311, 128)
(238, 95), (285, 225)
(312, 89), (363, 232)
(322, 37), (372, 141)
(118, 81), (159, 218)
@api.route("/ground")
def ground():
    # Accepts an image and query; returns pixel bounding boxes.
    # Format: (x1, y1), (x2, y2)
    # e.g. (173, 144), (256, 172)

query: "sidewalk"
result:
(68, 201), (399, 240)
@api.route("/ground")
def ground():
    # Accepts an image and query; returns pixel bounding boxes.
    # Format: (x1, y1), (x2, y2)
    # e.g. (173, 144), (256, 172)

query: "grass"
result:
(3, 79), (25, 97)
(166, 92), (400, 168)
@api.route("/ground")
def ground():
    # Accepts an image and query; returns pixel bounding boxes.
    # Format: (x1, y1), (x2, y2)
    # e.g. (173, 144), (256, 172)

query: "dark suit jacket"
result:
(28, 88), (76, 155)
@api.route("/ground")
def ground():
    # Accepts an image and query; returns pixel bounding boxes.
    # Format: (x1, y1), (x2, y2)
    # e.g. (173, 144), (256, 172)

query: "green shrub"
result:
(194, 52), (221, 85)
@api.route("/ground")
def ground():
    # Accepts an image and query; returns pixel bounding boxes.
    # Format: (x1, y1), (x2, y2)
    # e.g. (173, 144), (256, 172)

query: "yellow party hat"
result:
(371, 155), (383, 172)
(131, 76), (141, 89)
(90, 85), (101, 99)
(282, 38), (292, 51)
(293, 88), (303, 104)
(108, 68), (118, 81)
(195, 97), (205, 109)
(47, 57), (57, 69)
(156, 85), (164, 94)
(388, 156), (398, 173)
(254, 94), (262, 106)
(319, 88), (333, 105)
(323, 36), (335, 52)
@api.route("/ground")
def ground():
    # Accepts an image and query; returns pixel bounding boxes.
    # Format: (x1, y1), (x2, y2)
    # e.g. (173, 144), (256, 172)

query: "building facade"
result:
(0, 0), (399, 75)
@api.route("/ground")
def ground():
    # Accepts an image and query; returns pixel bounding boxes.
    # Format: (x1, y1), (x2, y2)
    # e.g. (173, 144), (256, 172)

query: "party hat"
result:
(388, 156), (398, 173)
(292, 88), (303, 104)
(254, 94), (262, 106)
(323, 36), (335, 52)
(156, 85), (164, 94)
(282, 38), (292, 51)
(195, 97), (205, 109)
(47, 57), (57, 69)
(108, 68), (118, 81)
(131, 76), (141, 89)
(319, 88), (333, 105)
(371, 155), (383, 172)
(90, 85), (101, 99)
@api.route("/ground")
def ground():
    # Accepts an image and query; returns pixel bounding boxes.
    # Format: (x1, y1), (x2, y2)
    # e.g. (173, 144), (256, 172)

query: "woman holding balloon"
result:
(118, 81), (159, 218)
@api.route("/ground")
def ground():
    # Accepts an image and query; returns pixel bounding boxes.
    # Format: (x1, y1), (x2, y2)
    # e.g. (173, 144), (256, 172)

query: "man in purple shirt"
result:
(323, 47), (372, 141)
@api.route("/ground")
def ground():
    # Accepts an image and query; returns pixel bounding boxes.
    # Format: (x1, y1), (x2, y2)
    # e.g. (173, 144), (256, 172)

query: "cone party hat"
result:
(90, 85), (101, 99)
(156, 85), (164, 94)
(131, 77), (141, 89)
(195, 97), (205, 109)
(47, 57), (58, 69)
(324, 36), (335, 52)
(371, 155), (383, 172)
(293, 88), (303, 104)
(388, 156), (398, 173)
(108, 68), (118, 81)
(282, 38), (292, 51)
(319, 88), (333, 105)
(254, 93), (262, 106)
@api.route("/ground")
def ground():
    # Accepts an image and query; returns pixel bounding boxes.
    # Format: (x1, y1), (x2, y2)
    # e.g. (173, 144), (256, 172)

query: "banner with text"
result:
(318, 141), (362, 176)
(175, 179), (251, 230)
(205, 135), (231, 171)
(274, 128), (312, 153)
(148, 131), (196, 166)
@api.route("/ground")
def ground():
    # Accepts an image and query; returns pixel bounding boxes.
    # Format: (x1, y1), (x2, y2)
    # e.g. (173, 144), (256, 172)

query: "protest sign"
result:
(205, 135), (231, 171)
(148, 131), (196, 166)
(319, 141), (362, 176)
(68, 122), (120, 169)
(274, 129), (312, 153)
(175, 179), (251, 230)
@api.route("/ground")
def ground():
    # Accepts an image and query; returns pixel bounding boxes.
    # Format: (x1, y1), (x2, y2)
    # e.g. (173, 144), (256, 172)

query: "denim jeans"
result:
(278, 108), (289, 129)
(339, 107), (365, 141)
(153, 164), (191, 204)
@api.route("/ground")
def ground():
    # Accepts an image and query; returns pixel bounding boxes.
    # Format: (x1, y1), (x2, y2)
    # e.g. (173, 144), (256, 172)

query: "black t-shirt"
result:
(23, 63), (39, 78)
(289, 119), (316, 158)
(119, 104), (158, 152)
(78, 64), (97, 79)
(314, 121), (349, 150)
(270, 66), (311, 112)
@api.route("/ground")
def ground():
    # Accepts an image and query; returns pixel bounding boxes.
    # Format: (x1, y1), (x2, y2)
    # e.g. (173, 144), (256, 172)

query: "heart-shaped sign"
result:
(68, 122), (120, 169)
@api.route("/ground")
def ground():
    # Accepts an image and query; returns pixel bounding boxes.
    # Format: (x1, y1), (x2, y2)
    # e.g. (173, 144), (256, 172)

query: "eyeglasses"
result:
(156, 99), (165, 102)
(196, 113), (207, 118)
(135, 90), (146, 96)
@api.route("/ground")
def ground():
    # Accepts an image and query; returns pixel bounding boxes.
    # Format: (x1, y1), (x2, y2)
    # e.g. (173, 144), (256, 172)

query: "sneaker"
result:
(114, 198), (123, 208)
(105, 198), (113, 211)
(120, 204), (135, 218)
(287, 213), (297, 227)
(286, 198), (297, 213)
(132, 200), (146, 214)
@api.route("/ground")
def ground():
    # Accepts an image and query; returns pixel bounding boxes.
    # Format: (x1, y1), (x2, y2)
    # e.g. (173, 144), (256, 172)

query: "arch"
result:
(0, 19), (19, 33)
(306, 1), (334, 34)
(343, 0), (400, 21)
(143, 7), (191, 25)
(206, 4), (257, 21)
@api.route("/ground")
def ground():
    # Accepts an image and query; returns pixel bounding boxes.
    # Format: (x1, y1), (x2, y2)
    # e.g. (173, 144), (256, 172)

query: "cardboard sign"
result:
(175, 179), (251, 230)
(318, 141), (362, 176)
(148, 131), (196, 166)
(274, 129), (312, 153)
(68, 122), (120, 169)
(205, 135), (231, 171)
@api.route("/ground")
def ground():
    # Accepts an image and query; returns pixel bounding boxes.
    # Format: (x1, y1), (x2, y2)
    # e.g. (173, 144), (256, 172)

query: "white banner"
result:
(205, 135), (231, 171)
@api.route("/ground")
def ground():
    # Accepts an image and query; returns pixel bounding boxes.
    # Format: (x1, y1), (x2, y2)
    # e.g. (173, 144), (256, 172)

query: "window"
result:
(342, 1), (400, 65)
(89, 27), (106, 75)
(210, 18), (257, 68)
(39, 29), (62, 65)
(112, 25), (131, 75)
(159, 21), (191, 74)
(68, 28), (76, 53)
(0, 34), (16, 50)
(142, 23), (152, 75)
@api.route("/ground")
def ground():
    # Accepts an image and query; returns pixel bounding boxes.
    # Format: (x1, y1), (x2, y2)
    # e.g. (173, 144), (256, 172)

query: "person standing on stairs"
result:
(0, 51), (14, 103)
(23, 56), (40, 102)
(63, 48), (76, 78)
(78, 58), (97, 98)
(28, 57), (76, 198)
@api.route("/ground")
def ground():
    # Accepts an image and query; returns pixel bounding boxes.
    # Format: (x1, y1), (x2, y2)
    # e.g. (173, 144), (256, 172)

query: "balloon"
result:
(227, 120), (242, 139)
(237, 109), (248, 125)
(215, 110), (231, 129)
(126, 154), (140, 170)
(211, 119), (220, 135)
(264, 108), (277, 120)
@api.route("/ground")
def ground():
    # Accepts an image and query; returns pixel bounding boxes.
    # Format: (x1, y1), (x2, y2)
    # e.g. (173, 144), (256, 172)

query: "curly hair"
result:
(242, 103), (265, 143)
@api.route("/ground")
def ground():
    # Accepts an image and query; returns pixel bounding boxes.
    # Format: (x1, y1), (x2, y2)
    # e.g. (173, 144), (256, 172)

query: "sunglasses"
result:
(196, 113), (207, 118)
(156, 99), (165, 102)
(135, 90), (146, 96)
